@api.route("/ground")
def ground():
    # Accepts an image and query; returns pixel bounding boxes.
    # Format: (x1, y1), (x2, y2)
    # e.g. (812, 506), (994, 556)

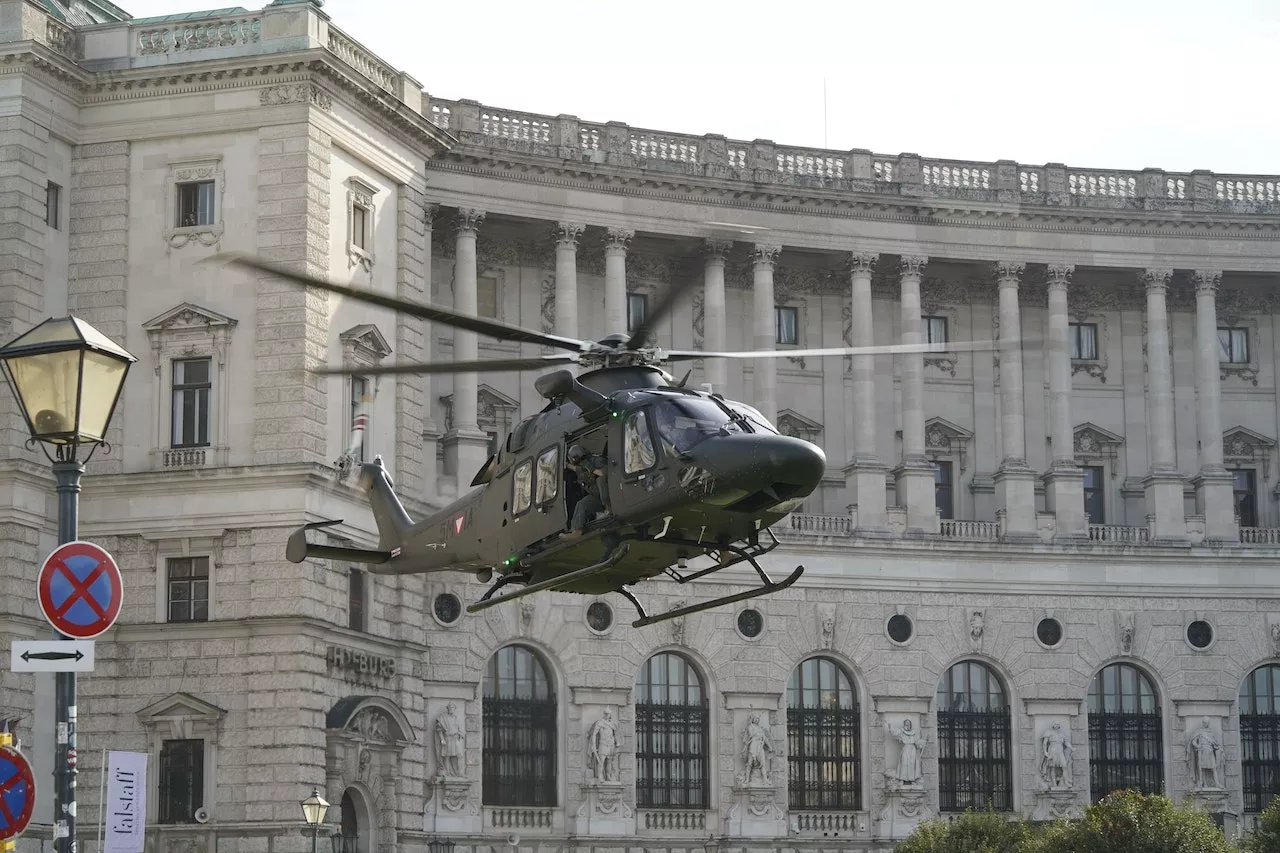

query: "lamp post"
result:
(0, 316), (135, 853)
(301, 788), (330, 853)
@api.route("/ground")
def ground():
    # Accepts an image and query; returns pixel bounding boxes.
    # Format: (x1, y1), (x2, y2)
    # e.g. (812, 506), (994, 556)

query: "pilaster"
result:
(872, 696), (933, 841)
(1141, 268), (1186, 543)
(603, 227), (632, 336)
(893, 255), (936, 534)
(846, 250), (889, 535)
(420, 203), (440, 501)
(393, 184), (427, 501)
(751, 243), (781, 425)
(253, 123), (331, 466)
(67, 139), (128, 473)
(1191, 270), (1237, 541)
(554, 222), (584, 340)
(1024, 699), (1085, 821)
(702, 239), (732, 393)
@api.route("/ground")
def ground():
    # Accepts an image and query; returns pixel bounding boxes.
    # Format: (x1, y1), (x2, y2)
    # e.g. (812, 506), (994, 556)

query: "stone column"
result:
(1142, 268), (1186, 542)
(893, 255), (937, 534)
(1042, 265), (1086, 538)
(845, 250), (889, 535)
(1191, 270), (1237, 541)
(554, 222), (584, 339)
(604, 227), (632, 335)
(702, 239), (732, 393)
(992, 261), (1037, 540)
(444, 208), (492, 489)
(752, 244), (781, 424)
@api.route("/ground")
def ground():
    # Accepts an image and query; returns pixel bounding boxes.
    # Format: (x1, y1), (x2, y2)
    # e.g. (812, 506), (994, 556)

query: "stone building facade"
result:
(1, 1), (1280, 852)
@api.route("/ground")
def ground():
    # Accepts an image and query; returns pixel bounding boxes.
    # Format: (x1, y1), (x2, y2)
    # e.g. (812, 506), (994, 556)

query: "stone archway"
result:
(325, 696), (415, 853)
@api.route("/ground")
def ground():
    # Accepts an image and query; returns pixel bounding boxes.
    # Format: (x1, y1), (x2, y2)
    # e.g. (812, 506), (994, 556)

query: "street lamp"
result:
(301, 788), (330, 853)
(0, 316), (134, 853)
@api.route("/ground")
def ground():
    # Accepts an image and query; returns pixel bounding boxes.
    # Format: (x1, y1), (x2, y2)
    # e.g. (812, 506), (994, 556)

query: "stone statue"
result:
(887, 718), (927, 787)
(821, 615), (835, 649)
(434, 702), (466, 778)
(740, 712), (774, 786)
(1186, 717), (1222, 790)
(1038, 722), (1073, 790)
(1119, 613), (1134, 653)
(1270, 620), (1280, 655)
(588, 709), (620, 782)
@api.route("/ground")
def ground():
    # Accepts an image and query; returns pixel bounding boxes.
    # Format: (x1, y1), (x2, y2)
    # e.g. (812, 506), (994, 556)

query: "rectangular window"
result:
(934, 461), (954, 520)
(348, 567), (365, 631)
(1083, 465), (1105, 525)
(171, 358), (211, 448)
(627, 293), (648, 332)
(350, 376), (369, 463)
(477, 274), (498, 318)
(776, 306), (798, 345)
(46, 182), (60, 229)
(166, 557), (209, 623)
(1069, 323), (1098, 360)
(1233, 469), (1258, 528)
(1219, 327), (1249, 364)
(176, 181), (215, 228)
(158, 739), (204, 824)
(922, 315), (948, 345)
(351, 202), (369, 251)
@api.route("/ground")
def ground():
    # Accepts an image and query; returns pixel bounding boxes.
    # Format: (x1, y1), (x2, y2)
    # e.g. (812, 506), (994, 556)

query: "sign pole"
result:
(52, 459), (84, 853)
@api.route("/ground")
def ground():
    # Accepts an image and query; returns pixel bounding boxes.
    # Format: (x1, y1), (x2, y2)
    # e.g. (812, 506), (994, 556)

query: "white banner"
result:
(103, 751), (148, 853)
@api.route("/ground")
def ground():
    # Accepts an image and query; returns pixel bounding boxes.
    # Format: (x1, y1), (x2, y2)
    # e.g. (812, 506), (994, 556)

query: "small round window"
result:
(1036, 617), (1064, 648)
(433, 592), (461, 625)
(586, 601), (613, 633)
(887, 614), (914, 644)
(737, 608), (764, 639)
(1187, 620), (1214, 650)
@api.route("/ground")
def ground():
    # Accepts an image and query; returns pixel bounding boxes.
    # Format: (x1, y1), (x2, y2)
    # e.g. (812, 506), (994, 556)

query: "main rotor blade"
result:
(208, 254), (590, 354)
(310, 355), (580, 377)
(626, 272), (700, 351)
(663, 339), (1011, 361)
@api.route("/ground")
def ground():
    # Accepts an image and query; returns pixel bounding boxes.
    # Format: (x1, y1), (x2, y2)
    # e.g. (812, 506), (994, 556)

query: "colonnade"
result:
(429, 206), (1239, 543)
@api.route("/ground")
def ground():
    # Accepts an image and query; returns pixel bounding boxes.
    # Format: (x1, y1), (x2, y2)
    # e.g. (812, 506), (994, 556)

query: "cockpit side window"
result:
(535, 446), (559, 505)
(623, 409), (657, 475)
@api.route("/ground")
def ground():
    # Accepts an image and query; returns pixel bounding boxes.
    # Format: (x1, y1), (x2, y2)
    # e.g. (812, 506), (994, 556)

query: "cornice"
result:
(426, 154), (1280, 244)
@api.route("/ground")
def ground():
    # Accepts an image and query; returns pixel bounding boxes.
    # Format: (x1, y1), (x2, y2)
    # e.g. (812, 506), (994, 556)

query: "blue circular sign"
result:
(38, 540), (123, 640)
(0, 745), (35, 840)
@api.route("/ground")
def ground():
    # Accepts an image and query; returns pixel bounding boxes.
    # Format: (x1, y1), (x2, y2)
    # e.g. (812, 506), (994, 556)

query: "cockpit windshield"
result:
(652, 395), (745, 454)
(727, 402), (778, 435)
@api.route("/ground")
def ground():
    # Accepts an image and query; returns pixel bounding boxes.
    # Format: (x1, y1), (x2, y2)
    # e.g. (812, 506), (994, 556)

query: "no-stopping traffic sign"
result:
(37, 540), (124, 640)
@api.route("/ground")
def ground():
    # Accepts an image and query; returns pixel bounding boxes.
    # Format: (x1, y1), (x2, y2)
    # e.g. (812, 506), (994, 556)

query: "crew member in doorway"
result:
(562, 443), (609, 538)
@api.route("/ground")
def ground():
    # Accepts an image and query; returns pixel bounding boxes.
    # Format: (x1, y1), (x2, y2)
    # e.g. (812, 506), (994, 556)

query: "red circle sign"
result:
(37, 540), (124, 640)
(0, 744), (35, 840)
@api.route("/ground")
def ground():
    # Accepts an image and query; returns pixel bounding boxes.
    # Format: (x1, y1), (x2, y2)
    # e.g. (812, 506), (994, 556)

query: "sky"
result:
(117, 0), (1280, 176)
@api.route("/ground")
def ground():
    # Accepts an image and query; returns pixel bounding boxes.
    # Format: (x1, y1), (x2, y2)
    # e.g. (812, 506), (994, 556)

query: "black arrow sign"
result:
(21, 650), (84, 662)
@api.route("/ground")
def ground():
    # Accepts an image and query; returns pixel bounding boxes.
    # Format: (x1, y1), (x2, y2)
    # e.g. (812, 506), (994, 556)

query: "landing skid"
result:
(464, 522), (804, 629)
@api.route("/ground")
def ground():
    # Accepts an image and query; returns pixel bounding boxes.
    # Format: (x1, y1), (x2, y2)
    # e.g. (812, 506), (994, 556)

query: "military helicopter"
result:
(217, 254), (998, 628)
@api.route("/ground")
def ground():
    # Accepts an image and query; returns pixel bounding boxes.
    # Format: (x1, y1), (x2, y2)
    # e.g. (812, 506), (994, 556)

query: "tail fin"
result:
(359, 454), (413, 552)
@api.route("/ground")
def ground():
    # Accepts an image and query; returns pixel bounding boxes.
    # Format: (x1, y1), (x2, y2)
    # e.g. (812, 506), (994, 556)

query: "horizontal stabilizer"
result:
(286, 520), (394, 565)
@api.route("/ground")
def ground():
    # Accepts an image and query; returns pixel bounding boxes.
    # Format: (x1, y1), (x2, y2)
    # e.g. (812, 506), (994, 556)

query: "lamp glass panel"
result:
(76, 350), (129, 441)
(5, 350), (81, 442)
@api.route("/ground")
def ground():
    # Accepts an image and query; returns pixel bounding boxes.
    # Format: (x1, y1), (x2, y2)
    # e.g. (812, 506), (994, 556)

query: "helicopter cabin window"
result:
(535, 446), (559, 505)
(627, 293), (648, 332)
(776, 306), (798, 345)
(512, 459), (533, 514)
(624, 410), (657, 474)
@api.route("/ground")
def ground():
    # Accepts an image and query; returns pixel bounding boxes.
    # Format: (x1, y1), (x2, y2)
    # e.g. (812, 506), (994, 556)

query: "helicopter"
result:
(216, 254), (999, 628)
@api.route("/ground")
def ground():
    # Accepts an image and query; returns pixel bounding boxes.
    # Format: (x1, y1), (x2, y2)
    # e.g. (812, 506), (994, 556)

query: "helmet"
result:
(567, 444), (588, 464)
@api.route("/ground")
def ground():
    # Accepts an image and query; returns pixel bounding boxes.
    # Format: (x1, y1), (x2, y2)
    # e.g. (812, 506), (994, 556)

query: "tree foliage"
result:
(893, 807), (1034, 853)
(1239, 794), (1280, 853)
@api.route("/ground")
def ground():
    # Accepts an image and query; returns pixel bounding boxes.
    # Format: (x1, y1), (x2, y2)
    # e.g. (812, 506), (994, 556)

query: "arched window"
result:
(786, 656), (861, 811)
(482, 644), (557, 806)
(635, 651), (709, 808)
(1087, 662), (1163, 802)
(936, 660), (1012, 812)
(1239, 664), (1280, 813)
